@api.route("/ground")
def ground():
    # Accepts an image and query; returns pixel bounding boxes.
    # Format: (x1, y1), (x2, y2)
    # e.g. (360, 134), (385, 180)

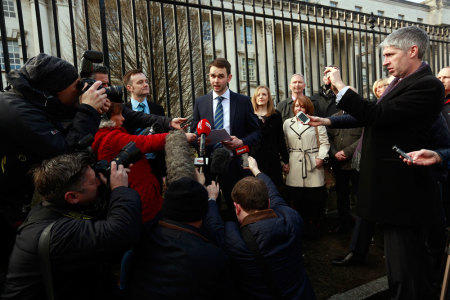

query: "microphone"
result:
(235, 145), (250, 168)
(196, 119), (212, 157)
(210, 148), (232, 183)
(164, 130), (195, 185)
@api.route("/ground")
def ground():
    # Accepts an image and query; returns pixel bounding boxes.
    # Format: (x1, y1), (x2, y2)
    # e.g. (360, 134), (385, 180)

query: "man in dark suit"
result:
(91, 66), (186, 132)
(191, 58), (261, 218)
(123, 69), (165, 119)
(317, 26), (444, 299)
(123, 69), (167, 190)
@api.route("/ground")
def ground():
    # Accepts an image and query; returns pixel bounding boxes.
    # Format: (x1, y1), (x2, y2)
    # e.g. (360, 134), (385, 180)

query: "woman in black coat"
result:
(250, 86), (289, 187)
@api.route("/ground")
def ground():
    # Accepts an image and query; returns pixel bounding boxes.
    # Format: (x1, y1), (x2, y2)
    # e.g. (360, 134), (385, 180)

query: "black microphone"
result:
(210, 148), (232, 183)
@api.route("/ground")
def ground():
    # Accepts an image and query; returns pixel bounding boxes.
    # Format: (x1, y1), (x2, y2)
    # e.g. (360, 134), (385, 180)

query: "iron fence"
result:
(0, 0), (449, 116)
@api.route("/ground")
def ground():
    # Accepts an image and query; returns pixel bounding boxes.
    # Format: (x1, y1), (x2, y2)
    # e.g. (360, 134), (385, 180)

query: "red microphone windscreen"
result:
(235, 145), (249, 155)
(197, 119), (211, 136)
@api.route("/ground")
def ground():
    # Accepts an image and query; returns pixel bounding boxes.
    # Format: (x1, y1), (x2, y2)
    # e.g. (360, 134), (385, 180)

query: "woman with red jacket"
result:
(92, 103), (195, 223)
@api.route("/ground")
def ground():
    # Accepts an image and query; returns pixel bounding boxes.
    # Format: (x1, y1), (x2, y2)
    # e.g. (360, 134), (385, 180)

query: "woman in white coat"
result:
(283, 96), (330, 238)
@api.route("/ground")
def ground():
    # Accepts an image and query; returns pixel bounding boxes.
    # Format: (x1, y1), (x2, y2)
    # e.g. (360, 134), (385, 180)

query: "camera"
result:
(77, 50), (124, 103)
(93, 141), (142, 178)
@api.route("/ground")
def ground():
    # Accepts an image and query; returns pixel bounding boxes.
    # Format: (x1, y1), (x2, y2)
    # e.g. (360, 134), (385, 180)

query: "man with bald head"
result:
(277, 74), (306, 122)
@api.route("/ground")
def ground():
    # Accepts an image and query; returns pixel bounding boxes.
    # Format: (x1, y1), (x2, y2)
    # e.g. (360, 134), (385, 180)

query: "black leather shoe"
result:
(331, 252), (364, 266)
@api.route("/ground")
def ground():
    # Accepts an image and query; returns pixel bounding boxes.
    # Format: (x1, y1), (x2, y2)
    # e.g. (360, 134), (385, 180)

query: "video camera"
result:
(93, 141), (141, 178)
(77, 50), (124, 103)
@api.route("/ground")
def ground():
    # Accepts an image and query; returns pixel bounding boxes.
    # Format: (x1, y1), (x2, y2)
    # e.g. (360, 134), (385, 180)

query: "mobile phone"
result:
(392, 145), (413, 163)
(180, 115), (193, 128)
(296, 111), (310, 124)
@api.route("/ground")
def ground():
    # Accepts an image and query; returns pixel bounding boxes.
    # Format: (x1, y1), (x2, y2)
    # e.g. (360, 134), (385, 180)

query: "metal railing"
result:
(0, 0), (449, 116)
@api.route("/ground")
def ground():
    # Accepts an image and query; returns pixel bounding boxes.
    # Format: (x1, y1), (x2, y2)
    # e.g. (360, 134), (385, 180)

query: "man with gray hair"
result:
(312, 26), (444, 299)
(277, 73), (306, 122)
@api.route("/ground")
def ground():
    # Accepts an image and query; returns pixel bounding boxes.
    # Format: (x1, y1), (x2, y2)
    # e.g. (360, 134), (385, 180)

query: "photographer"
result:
(91, 103), (196, 223)
(310, 68), (340, 118)
(0, 54), (108, 271)
(1, 152), (141, 300)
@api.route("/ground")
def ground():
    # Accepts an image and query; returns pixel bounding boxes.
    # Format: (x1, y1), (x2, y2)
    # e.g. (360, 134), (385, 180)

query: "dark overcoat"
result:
(337, 64), (444, 226)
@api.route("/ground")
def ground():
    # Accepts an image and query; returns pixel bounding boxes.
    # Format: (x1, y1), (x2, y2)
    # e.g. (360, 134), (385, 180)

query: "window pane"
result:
(1, 40), (21, 70)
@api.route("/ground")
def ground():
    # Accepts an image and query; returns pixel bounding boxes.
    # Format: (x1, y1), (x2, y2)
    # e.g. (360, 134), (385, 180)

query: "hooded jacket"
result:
(0, 56), (100, 223)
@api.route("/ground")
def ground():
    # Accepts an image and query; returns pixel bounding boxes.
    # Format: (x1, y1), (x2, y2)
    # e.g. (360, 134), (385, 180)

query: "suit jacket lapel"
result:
(229, 91), (237, 135)
(206, 92), (215, 127)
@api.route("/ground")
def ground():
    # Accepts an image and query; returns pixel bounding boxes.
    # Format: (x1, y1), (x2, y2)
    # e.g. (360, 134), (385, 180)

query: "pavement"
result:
(328, 276), (389, 300)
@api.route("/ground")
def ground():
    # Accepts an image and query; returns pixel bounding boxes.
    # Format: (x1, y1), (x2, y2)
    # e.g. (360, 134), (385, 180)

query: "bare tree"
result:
(74, 0), (207, 117)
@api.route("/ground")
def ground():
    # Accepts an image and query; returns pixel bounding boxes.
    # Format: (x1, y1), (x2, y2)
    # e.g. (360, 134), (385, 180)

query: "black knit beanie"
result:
(162, 177), (208, 222)
(22, 53), (78, 95)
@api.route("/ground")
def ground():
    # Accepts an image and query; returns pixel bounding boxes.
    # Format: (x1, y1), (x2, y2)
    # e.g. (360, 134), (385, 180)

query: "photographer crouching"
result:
(1, 152), (141, 300)
(0, 53), (109, 275)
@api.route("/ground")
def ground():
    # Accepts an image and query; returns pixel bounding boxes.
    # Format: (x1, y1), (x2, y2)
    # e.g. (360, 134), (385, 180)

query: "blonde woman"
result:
(250, 86), (289, 187)
(283, 96), (330, 238)
(372, 78), (390, 100)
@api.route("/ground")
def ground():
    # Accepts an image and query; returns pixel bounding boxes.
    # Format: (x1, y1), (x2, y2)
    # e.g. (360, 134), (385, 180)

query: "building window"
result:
(377, 10), (384, 17)
(241, 57), (256, 81)
(240, 24), (253, 45)
(0, 40), (21, 70)
(3, 0), (15, 18)
(202, 21), (211, 41)
(398, 14), (404, 20)
(330, 1), (338, 7)
(355, 6), (362, 12)
(417, 18), (423, 23)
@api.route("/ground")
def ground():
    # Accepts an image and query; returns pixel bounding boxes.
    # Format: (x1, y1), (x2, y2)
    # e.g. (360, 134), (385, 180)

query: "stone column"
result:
(29, 0), (51, 54)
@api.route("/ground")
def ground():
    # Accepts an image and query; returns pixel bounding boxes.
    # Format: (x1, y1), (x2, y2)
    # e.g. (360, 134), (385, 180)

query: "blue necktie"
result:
(137, 102), (145, 112)
(214, 96), (224, 129)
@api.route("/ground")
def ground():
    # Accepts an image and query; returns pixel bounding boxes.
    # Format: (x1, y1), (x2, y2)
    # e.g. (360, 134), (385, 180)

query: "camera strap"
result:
(38, 221), (56, 300)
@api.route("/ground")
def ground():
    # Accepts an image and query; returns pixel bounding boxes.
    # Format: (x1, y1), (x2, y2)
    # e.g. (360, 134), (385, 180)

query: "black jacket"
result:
(1, 187), (141, 300)
(337, 64), (444, 226)
(0, 67), (100, 224)
(203, 173), (316, 299)
(442, 94), (450, 129)
(124, 99), (167, 179)
(250, 111), (289, 186)
(127, 218), (234, 299)
(310, 88), (340, 118)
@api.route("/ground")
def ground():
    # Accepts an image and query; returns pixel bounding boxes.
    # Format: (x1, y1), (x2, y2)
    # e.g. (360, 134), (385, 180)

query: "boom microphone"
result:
(197, 119), (211, 157)
(164, 130), (196, 185)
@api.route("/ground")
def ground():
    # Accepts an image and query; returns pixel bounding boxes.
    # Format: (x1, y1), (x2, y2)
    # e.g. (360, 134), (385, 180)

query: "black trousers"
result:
(349, 216), (376, 258)
(384, 224), (434, 300)
(334, 168), (359, 227)
(287, 185), (326, 227)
